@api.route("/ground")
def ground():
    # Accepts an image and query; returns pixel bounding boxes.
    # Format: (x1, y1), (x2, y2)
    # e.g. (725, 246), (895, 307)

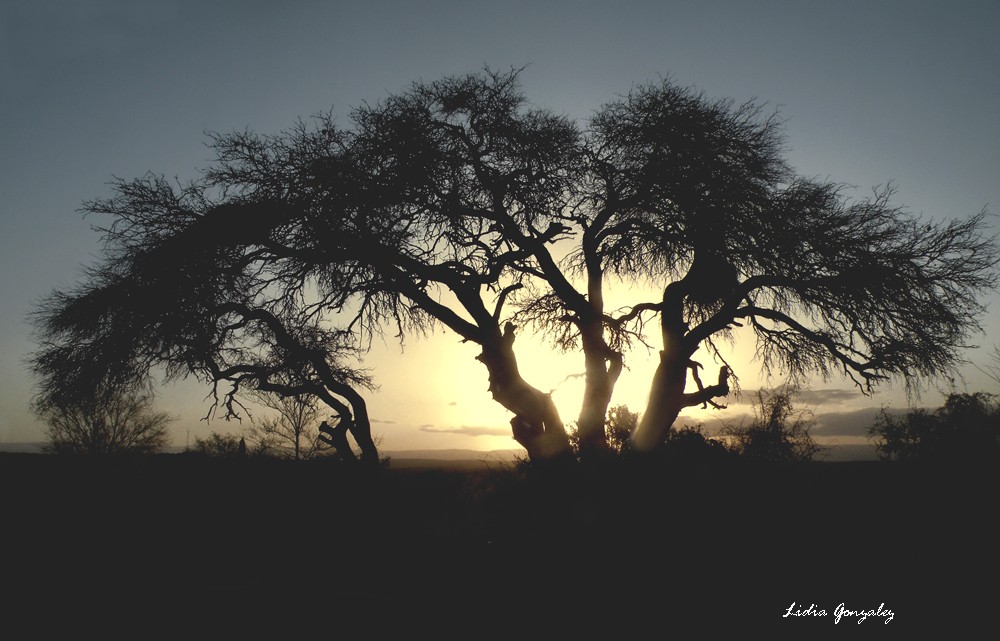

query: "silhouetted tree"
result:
(29, 68), (998, 463)
(721, 387), (821, 463)
(35, 390), (171, 455)
(243, 391), (335, 460)
(28, 181), (380, 463)
(582, 85), (997, 452)
(870, 392), (1000, 462)
(605, 404), (638, 455)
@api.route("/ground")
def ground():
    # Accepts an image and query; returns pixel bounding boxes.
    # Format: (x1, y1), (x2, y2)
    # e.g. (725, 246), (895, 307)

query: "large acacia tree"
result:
(30, 69), (997, 463)
(29, 179), (382, 462)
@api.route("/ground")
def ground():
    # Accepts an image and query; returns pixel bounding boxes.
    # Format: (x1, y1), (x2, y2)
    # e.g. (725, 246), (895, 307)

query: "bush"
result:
(38, 391), (171, 455)
(870, 392), (1000, 462)
(663, 424), (733, 462)
(191, 432), (247, 458)
(721, 386), (821, 463)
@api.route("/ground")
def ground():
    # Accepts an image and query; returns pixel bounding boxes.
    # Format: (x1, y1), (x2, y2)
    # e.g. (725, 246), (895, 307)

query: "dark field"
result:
(2, 453), (997, 634)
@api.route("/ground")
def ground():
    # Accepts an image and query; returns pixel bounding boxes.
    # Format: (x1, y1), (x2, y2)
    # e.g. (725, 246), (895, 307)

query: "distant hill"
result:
(0, 442), (46, 453)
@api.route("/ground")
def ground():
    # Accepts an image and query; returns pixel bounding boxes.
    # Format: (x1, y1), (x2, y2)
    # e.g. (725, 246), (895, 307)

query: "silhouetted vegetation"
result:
(3, 451), (998, 631)
(191, 432), (249, 458)
(663, 423), (734, 463)
(243, 391), (335, 460)
(28, 69), (998, 464)
(604, 404), (637, 455)
(34, 389), (171, 455)
(572, 391), (819, 465)
(870, 392), (1000, 462)
(568, 403), (637, 457)
(722, 386), (822, 463)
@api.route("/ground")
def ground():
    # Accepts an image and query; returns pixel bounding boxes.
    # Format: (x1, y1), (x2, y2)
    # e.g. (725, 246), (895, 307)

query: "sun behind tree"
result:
(27, 68), (998, 464)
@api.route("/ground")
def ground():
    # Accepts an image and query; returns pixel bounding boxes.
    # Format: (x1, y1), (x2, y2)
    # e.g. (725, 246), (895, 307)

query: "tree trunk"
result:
(575, 321), (621, 460)
(632, 287), (731, 451)
(477, 323), (573, 462)
(345, 395), (379, 464)
(632, 342), (690, 452)
(318, 419), (356, 462)
(317, 389), (379, 464)
(632, 283), (691, 451)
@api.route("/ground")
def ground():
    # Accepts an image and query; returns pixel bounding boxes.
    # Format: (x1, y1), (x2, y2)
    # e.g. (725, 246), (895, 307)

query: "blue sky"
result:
(2, 0), (998, 452)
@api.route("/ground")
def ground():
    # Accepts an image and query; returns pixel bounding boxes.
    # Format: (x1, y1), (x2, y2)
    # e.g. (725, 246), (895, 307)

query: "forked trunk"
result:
(317, 389), (380, 464)
(633, 329), (732, 451)
(478, 323), (573, 462)
(632, 282), (693, 451)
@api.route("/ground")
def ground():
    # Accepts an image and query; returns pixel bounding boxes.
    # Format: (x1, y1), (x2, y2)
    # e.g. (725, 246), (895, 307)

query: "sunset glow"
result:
(1, 1), (997, 458)
(3, 4), (997, 633)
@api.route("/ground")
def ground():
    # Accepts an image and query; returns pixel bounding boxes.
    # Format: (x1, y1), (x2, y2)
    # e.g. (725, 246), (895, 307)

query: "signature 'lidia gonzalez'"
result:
(783, 602), (894, 624)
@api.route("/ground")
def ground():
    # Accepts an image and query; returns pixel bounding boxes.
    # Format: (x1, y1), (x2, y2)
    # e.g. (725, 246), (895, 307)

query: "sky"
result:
(1, 0), (998, 455)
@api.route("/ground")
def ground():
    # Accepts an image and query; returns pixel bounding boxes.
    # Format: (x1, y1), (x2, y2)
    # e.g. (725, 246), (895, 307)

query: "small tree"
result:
(870, 392), (1000, 462)
(36, 390), (171, 455)
(244, 392), (329, 460)
(722, 386), (821, 463)
(605, 405), (638, 455)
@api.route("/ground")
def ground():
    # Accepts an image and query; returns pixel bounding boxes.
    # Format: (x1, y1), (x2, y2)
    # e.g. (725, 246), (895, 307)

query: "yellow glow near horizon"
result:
(359, 292), (765, 452)
(147, 273), (939, 453)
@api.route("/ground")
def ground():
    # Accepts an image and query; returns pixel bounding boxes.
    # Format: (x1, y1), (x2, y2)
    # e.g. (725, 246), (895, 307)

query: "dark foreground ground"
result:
(2, 453), (997, 635)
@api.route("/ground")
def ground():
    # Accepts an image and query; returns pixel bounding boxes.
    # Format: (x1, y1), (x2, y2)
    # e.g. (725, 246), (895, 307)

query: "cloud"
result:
(726, 388), (864, 407)
(447, 401), (457, 406)
(811, 407), (907, 437)
(794, 389), (866, 406)
(370, 418), (397, 424)
(677, 412), (744, 436)
(680, 406), (909, 439)
(419, 425), (511, 437)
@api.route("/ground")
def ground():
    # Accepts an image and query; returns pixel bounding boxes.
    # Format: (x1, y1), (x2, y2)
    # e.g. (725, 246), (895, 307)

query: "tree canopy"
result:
(30, 68), (998, 463)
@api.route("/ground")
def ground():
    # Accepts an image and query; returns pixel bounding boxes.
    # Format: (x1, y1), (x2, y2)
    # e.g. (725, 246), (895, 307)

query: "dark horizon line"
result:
(0, 441), (878, 460)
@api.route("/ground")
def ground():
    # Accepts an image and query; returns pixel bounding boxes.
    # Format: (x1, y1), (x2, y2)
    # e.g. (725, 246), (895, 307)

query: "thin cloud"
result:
(727, 388), (863, 407)
(370, 418), (397, 424)
(812, 407), (907, 437)
(680, 406), (906, 439)
(794, 389), (866, 405)
(419, 425), (510, 437)
(677, 413), (745, 436)
(447, 401), (457, 406)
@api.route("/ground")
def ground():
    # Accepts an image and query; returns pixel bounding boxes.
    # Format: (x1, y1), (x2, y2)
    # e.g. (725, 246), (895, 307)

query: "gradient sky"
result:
(2, 0), (998, 453)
